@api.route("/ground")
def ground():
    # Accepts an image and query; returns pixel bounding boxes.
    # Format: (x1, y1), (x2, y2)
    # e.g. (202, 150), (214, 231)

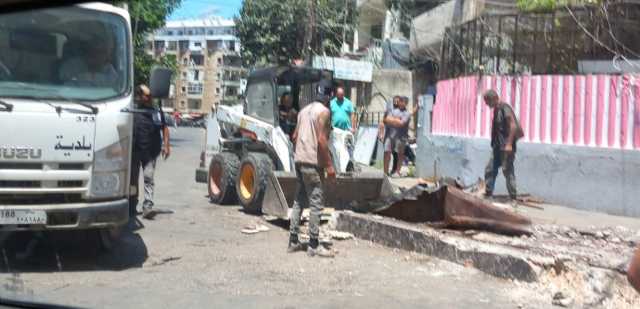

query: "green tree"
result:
(122, 0), (182, 85)
(235, 0), (357, 66)
(516, 0), (602, 13)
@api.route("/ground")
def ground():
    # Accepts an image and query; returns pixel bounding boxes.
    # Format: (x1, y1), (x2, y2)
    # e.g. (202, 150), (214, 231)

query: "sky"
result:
(169, 0), (243, 20)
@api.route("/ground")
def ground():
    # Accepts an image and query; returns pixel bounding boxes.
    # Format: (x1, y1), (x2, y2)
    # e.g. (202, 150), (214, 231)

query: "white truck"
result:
(0, 2), (171, 246)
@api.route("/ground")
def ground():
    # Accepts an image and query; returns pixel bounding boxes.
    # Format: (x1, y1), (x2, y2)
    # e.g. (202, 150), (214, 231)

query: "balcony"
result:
(187, 82), (203, 97)
(221, 80), (240, 87)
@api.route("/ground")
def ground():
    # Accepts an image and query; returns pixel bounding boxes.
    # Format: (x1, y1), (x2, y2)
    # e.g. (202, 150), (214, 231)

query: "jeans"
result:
(130, 152), (157, 214)
(484, 148), (517, 199)
(289, 164), (325, 241)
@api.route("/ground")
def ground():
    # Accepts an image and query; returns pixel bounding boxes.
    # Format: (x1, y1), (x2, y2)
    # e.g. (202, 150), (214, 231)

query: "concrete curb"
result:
(336, 211), (547, 282)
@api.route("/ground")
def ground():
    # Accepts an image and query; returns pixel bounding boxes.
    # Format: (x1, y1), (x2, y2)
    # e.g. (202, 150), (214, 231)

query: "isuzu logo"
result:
(0, 146), (42, 159)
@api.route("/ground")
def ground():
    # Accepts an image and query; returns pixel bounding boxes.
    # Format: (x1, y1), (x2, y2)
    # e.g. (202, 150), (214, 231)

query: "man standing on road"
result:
(483, 89), (521, 201)
(383, 96), (411, 177)
(330, 86), (356, 133)
(130, 85), (171, 220)
(287, 89), (336, 258)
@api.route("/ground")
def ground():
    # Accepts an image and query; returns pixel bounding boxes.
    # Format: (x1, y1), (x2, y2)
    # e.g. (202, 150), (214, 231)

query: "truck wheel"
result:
(208, 152), (240, 204)
(98, 226), (121, 252)
(236, 152), (273, 214)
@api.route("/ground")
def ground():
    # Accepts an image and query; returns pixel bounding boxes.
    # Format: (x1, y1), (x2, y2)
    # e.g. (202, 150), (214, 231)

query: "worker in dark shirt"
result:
(129, 85), (170, 219)
(483, 89), (520, 201)
(278, 92), (297, 136)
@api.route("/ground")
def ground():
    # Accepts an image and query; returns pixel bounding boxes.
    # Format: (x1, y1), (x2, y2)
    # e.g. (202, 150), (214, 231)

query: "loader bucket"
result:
(262, 166), (389, 219)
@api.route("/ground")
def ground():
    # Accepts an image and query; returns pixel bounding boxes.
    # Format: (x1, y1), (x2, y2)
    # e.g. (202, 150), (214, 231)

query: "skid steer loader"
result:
(197, 66), (388, 218)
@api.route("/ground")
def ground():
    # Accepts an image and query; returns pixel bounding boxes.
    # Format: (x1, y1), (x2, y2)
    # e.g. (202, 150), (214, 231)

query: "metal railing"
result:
(439, 2), (640, 79)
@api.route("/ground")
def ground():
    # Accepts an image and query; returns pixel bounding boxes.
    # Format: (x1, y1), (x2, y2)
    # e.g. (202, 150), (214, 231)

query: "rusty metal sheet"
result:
(443, 187), (532, 236)
(372, 184), (532, 236)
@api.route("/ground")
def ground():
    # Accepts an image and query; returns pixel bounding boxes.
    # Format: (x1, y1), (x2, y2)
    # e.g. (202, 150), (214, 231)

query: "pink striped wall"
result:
(432, 74), (640, 150)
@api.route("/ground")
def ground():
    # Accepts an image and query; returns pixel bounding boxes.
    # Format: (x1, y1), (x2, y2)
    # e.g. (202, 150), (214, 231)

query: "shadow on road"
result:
(0, 222), (148, 273)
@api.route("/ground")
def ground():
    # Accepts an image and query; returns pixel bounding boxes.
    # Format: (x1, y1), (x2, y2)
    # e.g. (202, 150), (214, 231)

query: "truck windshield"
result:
(0, 6), (129, 102)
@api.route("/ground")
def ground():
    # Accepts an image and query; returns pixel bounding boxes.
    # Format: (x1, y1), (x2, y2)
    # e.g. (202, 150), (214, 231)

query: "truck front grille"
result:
(58, 163), (86, 170)
(0, 162), (90, 204)
(0, 193), (83, 205)
(57, 180), (84, 188)
(0, 180), (41, 188)
(0, 163), (43, 170)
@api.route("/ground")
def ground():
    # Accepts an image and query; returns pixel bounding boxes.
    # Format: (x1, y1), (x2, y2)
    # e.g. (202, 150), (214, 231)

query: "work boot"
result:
(142, 205), (157, 220)
(287, 242), (305, 253)
(307, 245), (335, 258)
(287, 234), (304, 253)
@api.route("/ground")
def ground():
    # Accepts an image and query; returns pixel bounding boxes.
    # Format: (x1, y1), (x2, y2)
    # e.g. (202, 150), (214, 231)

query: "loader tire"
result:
(208, 152), (240, 205)
(236, 152), (273, 214)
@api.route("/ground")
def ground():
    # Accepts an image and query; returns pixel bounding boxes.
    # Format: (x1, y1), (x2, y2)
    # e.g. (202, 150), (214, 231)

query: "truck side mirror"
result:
(149, 66), (173, 99)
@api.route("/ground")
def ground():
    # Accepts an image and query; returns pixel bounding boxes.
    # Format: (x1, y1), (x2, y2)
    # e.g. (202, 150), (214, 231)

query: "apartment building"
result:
(147, 17), (246, 114)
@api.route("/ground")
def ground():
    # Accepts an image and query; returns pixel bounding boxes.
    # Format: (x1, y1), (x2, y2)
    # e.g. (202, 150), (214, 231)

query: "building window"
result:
(208, 30), (213, 35)
(178, 30), (183, 35)
(188, 82), (203, 95)
(194, 70), (200, 81)
(187, 29), (193, 35)
(217, 58), (222, 65)
(216, 88), (220, 94)
(226, 87), (237, 96)
(179, 40), (189, 50)
(180, 100), (185, 107)
(190, 54), (204, 66)
(187, 99), (202, 109)
(181, 86), (186, 94)
(167, 41), (177, 50)
(167, 30), (173, 36)
(182, 72), (187, 79)
(183, 58), (188, 66)
(217, 72), (221, 80)
(194, 42), (201, 47)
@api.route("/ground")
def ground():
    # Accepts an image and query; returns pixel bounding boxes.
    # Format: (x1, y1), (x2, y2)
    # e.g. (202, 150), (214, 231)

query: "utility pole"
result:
(303, 0), (316, 61)
(342, 0), (347, 53)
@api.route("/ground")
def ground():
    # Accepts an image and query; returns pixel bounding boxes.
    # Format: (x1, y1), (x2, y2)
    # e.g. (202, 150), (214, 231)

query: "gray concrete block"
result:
(336, 211), (543, 282)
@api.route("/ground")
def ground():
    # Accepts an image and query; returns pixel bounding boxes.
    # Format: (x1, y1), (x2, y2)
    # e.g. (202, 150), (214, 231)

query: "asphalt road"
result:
(0, 128), (550, 308)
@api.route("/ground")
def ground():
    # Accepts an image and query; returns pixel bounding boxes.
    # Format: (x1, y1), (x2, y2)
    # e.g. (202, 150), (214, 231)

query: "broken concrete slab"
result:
(336, 211), (544, 282)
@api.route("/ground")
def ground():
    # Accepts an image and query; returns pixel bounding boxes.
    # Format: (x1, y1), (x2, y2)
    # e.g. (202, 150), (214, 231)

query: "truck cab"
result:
(0, 3), (134, 237)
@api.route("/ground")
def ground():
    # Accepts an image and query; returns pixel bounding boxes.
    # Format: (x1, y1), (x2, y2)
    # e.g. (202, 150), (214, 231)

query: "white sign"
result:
(353, 126), (379, 165)
(312, 56), (373, 82)
(0, 209), (47, 225)
(578, 60), (640, 74)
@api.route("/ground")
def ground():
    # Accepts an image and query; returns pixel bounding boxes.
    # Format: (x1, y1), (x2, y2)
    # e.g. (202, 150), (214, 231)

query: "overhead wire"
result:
(564, 4), (640, 70)
(600, 2), (640, 59)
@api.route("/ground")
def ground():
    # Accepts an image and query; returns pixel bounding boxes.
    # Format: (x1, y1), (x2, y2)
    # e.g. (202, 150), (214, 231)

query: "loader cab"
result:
(243, 66), (332, 132)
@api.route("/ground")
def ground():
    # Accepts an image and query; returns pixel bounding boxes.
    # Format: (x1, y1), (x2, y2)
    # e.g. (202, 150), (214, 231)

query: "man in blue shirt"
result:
(330, 87), (356, 132)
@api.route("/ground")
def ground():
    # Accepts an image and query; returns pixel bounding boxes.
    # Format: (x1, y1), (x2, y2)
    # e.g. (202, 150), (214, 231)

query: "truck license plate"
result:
(0, 209), (47, 225)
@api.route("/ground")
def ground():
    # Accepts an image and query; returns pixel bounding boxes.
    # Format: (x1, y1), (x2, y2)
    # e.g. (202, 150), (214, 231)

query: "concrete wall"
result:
(416, 95), (640, 218)
(410, 0), (455, 57)
(370, 69), (413, 112)
(410, 0), (518, 59)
